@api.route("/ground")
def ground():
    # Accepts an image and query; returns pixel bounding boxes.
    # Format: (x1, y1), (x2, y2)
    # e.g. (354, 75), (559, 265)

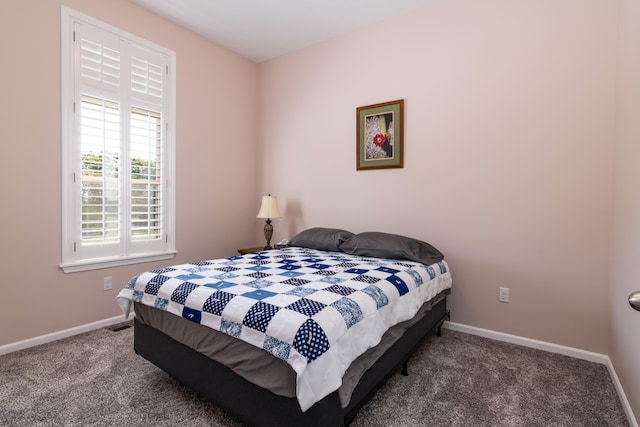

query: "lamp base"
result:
(263, 219), (273, 250)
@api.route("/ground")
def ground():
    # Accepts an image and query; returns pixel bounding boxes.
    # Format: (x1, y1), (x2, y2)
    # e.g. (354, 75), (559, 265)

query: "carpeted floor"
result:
(0, 324), (629, 426)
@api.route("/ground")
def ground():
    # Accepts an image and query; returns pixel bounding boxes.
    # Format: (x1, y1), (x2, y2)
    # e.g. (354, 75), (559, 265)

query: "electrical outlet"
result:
(103, 276), (113, 291)
(499, 287), (509, 303)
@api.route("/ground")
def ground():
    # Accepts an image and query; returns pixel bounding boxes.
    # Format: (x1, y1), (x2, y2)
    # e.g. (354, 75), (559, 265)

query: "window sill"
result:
(60, 251), (178, 273)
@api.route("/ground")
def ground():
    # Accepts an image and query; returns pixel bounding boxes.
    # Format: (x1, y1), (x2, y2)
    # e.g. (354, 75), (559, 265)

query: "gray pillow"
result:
(339, 232), (444, 265)
(288, 227), (355, 252)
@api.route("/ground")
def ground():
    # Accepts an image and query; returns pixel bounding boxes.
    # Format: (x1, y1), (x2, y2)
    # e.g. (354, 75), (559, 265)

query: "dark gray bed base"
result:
(133, 297), (449, 427)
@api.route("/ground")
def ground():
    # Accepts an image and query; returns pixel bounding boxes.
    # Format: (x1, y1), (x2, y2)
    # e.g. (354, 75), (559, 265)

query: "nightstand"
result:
(237, 246), (270, 255)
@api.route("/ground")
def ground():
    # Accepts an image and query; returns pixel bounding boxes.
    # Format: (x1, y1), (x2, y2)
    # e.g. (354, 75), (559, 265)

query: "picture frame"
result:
(356, 99), (404, 170)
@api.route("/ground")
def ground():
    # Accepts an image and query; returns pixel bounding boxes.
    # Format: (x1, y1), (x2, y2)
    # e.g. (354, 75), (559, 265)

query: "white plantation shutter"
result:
(61, 7), (176, 272)
(130, 107), (162, 242)
(80, 95), (120, 246)
(128, 46), (165, 247)
(131, 52), (164, 100)
(79, 33), (120, 88)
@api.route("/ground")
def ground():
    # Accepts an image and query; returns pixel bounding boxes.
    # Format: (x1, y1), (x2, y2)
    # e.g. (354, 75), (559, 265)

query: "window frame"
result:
(60, 6), (176, 273)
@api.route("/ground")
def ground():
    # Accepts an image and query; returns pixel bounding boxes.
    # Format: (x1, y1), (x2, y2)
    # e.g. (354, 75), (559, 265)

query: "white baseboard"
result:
(443, 321), (638, 427)
(605, 357), (639, 427)
(443, 321), (607, 363)
(0, 314), (131, 356)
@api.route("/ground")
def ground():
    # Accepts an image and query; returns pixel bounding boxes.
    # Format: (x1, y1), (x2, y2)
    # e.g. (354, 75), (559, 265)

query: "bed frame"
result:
(133, 296), (449, 427)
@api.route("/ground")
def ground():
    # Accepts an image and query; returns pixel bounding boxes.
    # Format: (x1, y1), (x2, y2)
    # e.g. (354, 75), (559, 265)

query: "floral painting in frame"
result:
(356, 99), (404, 170)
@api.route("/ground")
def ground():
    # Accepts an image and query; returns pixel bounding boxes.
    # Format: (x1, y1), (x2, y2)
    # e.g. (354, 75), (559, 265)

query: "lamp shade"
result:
(256, 194), (282, 219)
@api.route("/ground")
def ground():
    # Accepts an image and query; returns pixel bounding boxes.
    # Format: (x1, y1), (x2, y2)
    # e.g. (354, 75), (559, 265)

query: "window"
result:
(61, 6), (176, 273)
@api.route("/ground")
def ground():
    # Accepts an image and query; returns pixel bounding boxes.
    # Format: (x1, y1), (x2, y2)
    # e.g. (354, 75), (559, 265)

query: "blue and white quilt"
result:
(117, 247), (452, 411)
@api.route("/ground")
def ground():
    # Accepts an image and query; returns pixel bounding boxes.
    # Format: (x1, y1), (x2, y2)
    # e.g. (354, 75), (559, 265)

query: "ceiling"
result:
(129, 0), (437, 63)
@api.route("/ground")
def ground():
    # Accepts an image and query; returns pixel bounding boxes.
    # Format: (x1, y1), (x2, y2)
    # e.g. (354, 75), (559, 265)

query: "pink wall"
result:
(258, 0), (617, 353)
(0, 0), (259, 345)
(1, 0), (636, 416)
(611, 0), (640, 418)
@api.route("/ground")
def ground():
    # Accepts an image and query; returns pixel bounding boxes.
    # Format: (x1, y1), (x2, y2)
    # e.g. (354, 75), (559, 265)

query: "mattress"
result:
(133, 289), (448, 407)
(117, 247), (452, 410)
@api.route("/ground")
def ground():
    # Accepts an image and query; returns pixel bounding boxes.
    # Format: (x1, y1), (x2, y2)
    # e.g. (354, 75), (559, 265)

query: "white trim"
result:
(443, 321), (607, 363)
(444, 321), (638, 426)
(60, 5), (177, 270)
(59, 250), (177, 273)
(0, 314), (132, 356)
(605, 357), (639, 427)
(61, 5), (174, 54)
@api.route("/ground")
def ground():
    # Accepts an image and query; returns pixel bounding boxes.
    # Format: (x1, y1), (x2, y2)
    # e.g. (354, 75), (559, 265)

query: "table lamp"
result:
(256, 194), (282, 249)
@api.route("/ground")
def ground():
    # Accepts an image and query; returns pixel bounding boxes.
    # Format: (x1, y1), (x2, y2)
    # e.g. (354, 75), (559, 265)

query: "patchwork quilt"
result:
(116, 247), (452, 410)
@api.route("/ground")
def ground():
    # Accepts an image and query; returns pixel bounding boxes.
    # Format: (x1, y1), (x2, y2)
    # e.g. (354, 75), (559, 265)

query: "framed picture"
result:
(356, 99), (404, 170)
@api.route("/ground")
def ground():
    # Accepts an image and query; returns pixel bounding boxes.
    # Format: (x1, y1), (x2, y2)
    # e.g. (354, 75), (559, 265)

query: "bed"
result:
(117, 229), (452, 426)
